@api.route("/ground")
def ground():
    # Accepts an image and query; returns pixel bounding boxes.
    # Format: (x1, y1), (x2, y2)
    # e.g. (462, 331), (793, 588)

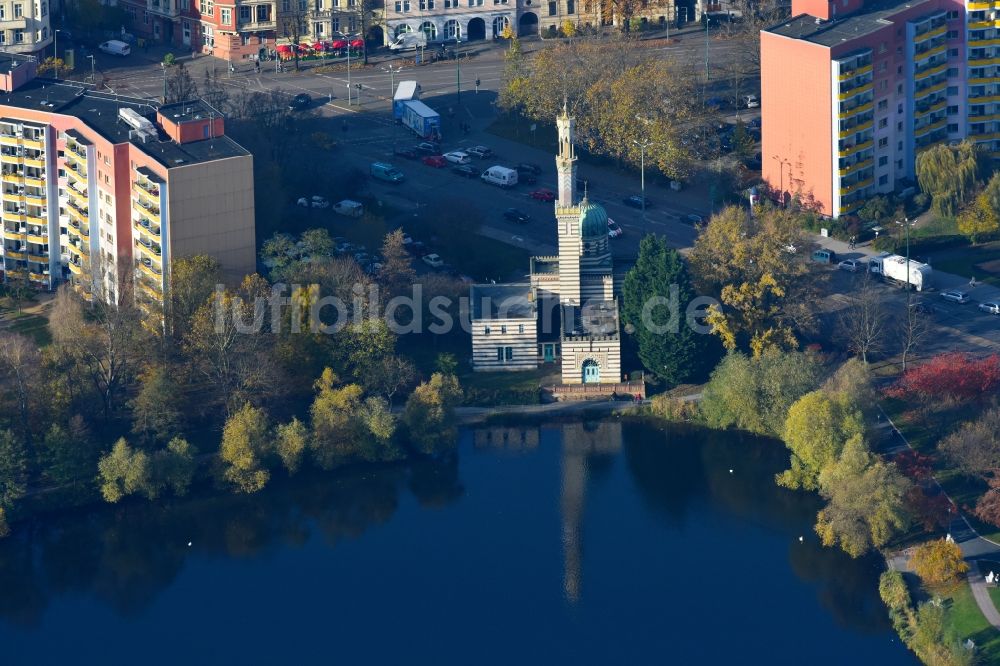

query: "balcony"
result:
(839, 140), (874, 157)
(970, 56), (1000, 67)
(65, 161), (87, 182)
(838, 63), (873, 81)
(914, 80), (948, 100)
(137, 279), (161, 300)
(914, 43), (947, 61)
(838, 120), (873, 139)
(135, 198), (160, 220)
(840, 177), (874, 196)
(138, 259), (163, 280)
(132, 181), (160, 204)
(23, 174), (44, 188)
(914, 24), (947, 44)
(65, 183), (88, 204)
(0, 171), (23, 185)
(66, 142), (87, 160)
(839, 158), (873, 176)
(68, 260), (83, 275)
(21, 138), (43, 151)
(914, 62), (947, 81)
(23, 156), (45, 169)
(838, 81), (873, 101)
(133, 217), (161, 240)
(839, 100), (874, 119)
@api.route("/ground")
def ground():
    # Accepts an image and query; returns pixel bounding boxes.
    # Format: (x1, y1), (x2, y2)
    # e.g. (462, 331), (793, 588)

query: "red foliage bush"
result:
(906, 487), (954, 531)
(884, 353), (1000, 403)
(974, 476), (1000, 528)
(896, 450), (935, 481)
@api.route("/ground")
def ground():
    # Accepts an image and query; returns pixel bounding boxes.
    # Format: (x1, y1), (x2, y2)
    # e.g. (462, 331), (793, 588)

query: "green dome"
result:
(578, 197), (608, 238)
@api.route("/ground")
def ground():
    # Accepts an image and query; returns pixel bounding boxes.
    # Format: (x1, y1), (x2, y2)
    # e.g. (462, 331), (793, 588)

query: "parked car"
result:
(516, 162), (542, 175)
(443, 151), (471, 165)
(608, 219), (623, 238)
(467, 145), (493, 158)
(529, 188), (556, 202)
(422, 253), (445, 268)
(297, 195), (330, 208)
(288, 93), (311, 110)
(517, 171), (538, 185)
(838, 259), (862, 272)
(400, 234), (413, 245)
(623, 194), (653, 209)
(503, 208), (531, 224)
(98, 40), (131, 56)
(422, 155), (447, 168)
(414, 142), (440, 154)
(686, 214), (705, 225)
(393, 146), (419, 160)
(738, 94), (760, 109)
(979, 301), (1000, 314)
(451, 164), (478, 178)
(941, 290), (970, 304)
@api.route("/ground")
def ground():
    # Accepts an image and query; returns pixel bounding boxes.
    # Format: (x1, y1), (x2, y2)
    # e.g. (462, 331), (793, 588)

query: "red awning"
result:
(350, 39), (365, 49)
(312, 42), (324, 50)
(276, 44), (291, 52)
(331, 40), (348, 49)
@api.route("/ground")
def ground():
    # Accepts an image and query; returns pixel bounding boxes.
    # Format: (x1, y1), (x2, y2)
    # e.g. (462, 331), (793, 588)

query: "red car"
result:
(529, 188), (556, 202)
(422, 155), (447, 168)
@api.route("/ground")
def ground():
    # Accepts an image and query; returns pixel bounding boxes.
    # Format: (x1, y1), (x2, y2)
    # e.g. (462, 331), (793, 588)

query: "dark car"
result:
(517, 171), (538, 185)
(393, 146), (419, 160)
(623, 194), (653, 209)
(516, 162), (542, 175)
(451, 164), (478, 178)
(288, 93), (311, 110)
(503, 208), (531, 224)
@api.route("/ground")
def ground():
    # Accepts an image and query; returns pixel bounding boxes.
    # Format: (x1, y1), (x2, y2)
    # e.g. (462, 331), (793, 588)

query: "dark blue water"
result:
(0, 419), (913, 665)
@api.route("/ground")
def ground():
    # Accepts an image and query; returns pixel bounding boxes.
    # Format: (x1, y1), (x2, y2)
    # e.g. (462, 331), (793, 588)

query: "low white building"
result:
(469, 283), (538, 371)
(382, 2), (513, 44)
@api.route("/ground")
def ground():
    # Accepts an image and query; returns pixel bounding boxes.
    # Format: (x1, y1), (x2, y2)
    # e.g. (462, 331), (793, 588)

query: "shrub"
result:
(648, 394), (699, 422)
(911, 538), (969, 587)
(163, 53), (175, 66)
(885, 353), (1000, 403)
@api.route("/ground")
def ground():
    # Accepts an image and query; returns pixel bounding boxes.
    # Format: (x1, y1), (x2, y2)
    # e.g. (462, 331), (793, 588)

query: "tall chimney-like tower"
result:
(556, 99), (577, 207)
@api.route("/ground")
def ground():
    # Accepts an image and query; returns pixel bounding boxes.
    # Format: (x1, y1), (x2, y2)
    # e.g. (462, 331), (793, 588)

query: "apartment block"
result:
(0, 0), (52, 54)
(0, 54), (255, 313)
(762, 0), (972, 218)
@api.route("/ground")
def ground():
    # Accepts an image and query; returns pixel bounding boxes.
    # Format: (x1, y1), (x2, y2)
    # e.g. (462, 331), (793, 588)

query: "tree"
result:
(885, 353), (1000, 403)
(403, 372), (463, 455)
(36, 57), (67, 77)
(129, 366), (186, 444)
(379, 229), (417, 300)
(879, 569), (912, 622)
(938, 408), (1000, 480)
(601, 0), (666, 33)
(357, 396), (400, 461)
(700, 350), (822, 437)
(814, 435), (910, 557)
(353, 0), (379, 64)
(621, 235), (715, 386)
(0, 429), (26, 512)
(0, 332), (40, 443)
(957, 191), (999, 244)
(155, 436), (197, 497)
(911, 538), (969, 587)
(37, 417), (99, 490)
(858, 195), (893, 226)
(777, 390), (865, 491)
(561, 19), (577, 37)
(837, 273), (887, 364)
(915, 141), (987, 217)
(97, 438), (152, 503)
(165, 63), (198, 103)
(219, 403), (271, 493)
(367, 354), (417, 405)
(334, 319), (396, 385)
(309, 368), (365, 469)
(0, 507), (8, 538)
(169, 255), (222, 336)
(281, 8), (307, 71)
(690, 206), (815, 355)
(974, 475), (1000, 528)
(275, 417), (308, 475)
(897, 297), (930, 372)
(906, 487), (952, 532)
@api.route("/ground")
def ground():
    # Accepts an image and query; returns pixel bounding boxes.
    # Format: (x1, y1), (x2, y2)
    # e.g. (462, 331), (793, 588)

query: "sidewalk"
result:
(814, 233), (1000, 304)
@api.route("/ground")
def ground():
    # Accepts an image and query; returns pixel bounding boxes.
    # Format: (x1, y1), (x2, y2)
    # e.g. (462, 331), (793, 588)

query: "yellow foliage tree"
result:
(910, 538), (970, 587)
(957, 191), (999, 244)
(777, 389), (865, 491)
(219, 403), (271, 493)
(561, 20), (577, 37)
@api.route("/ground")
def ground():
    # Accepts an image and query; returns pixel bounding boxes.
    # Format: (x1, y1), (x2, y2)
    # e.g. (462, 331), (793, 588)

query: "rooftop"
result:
(0, 80), (248, 167)
(562, 301), (620, 340)
(159, 99), (222, 124)
(470, 283), (535, 320)
(766, 0), (935, 46)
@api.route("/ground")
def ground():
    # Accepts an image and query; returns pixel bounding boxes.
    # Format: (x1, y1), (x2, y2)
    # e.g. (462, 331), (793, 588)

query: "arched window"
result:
(444, 19), (461, 40)
(420, 21), (437, 40)
(492, 15), (510, 37)
(394, 24), (412, 38)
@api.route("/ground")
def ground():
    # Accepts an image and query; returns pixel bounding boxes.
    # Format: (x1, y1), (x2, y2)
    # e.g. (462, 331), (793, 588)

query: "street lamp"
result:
(347, 38), (352, 105)
(897, 217), (911, 293)
(382, 63), (403, 110)
(455, 37), (462, 104)
(633, 137), (652, 220)
(160, 62), (167, 103)
(52, 29), (64, 79)
(704, 14), (711, 84)
(771, 154), (790, 207)
(87, 54), (96, 85)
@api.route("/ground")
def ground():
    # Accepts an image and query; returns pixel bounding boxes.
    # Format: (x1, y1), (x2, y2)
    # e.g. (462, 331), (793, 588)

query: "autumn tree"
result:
(690, 206), (815, 355)
(275, 417), (308, 475)
(0, 429), (27, 516)
(168, 255), (222, 337)
(910, 539), (969, 587)
(906, 487), (953, 532)
(367, 355), (417, 405)
(309, 368), (366, 469)
(814, 435), (910, 557)
(837, 273), (887, 364)
(154, 436), (198, 497)
(974, 475), (1000, 528)
(219, 403), (271, 493)
(379, 229), (417, 300)
(885, 353), (1000, 403)
(915, 140), (987, 217)
(129, 365), (186, 444)
(97, 438), (152, 503)
(700, 350), (822, 437)
(938, 408), (1000, 480)
(897, 298), (930, 372)
(621, 235), (716, 386)
(777, 389), (865, 491)
(957, 191), (999, 244)
(0, 332), (40, 443)
(403, 372), (463, 455)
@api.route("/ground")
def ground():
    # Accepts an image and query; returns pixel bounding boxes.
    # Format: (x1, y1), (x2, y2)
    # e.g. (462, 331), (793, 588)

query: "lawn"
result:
(3, 312), (51, 346)
(935, 580), (1000, 662)
(931, 241), (1000, 288)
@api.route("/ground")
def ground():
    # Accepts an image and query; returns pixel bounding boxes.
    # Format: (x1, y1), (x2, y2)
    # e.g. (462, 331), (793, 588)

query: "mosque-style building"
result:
(469, 105), (622, 386)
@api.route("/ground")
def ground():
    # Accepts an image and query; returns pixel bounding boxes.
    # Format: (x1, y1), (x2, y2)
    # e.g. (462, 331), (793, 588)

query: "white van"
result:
(388, 32), (428, 51)
(481, 166), (518, 188)
(99, 40), (131, 56)
(333, 199), (364, 217)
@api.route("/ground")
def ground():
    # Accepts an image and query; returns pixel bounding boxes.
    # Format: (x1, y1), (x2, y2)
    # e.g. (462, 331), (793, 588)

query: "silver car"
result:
(979, 301), (1000, 314)
(941, 290), (970, 304)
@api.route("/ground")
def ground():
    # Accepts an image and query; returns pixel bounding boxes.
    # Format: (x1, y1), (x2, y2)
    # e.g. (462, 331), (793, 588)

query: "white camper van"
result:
(99, 40), (131, 56)
(388, 32), (428, 51)
(481, 166), (518, 188)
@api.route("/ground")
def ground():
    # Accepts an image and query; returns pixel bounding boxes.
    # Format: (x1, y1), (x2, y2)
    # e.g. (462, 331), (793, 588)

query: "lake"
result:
(0, 418), (914, 665)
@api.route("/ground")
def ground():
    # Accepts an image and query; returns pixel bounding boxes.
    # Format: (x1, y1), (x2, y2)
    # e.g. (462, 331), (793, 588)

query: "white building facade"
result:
(382, 0), (513, 43)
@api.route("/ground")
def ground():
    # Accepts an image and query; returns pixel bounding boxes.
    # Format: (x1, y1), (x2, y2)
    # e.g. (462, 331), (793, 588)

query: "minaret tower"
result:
(556, 98), (577, 208)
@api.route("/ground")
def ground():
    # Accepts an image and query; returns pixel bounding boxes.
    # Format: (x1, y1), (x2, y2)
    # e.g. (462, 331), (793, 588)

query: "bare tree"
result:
(353, 0), (379, 64)
(0, 332), (40, 443)
(897, 298), (931, 371)
(165, 63), (199, 103)
(281, 7), (307, 72)
(837, 274), (886, 364)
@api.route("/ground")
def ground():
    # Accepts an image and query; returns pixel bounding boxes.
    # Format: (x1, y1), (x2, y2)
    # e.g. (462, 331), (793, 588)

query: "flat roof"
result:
(470, 283), (535, 320)
(0, 80), (248, 168)
(159, 99), (222, 124)
(765, 0), (936, 47)
(563, 301), (619, 340)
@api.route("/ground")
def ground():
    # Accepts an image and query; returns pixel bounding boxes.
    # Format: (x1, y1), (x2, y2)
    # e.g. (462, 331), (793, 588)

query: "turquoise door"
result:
(582, 360), (600, 384)
(543, 344), (555, 363)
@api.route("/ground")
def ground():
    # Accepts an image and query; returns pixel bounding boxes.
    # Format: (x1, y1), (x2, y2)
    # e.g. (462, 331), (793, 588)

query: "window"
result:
(14, 29), (23, 43)
(316, 22), (324, 35)
(880, 80), (887, 91)
(445, 0), (456, 6)
(497, 348), (503, 361)
(947, 30), (958, 39)
(220, 7), (231, 24)
(947, 86), (958, 95)
(896, 159), (903, 170)
(878, 61), (886, 73)
(518, 324), (525, 334)
(947, 123), (959, 132)
(878, 156), (888, 166)
(878, 42), (886, 53)
(419, 0), (434, 8)
(348, 16), (356, 30)
(896, 65), (902, 75)
(500, 325), (507, 334)
(897, 140), (903, 150)
(949, 48), (958, 57)
(239, 5), (250, 19)
(395, 0), (410, 10)
(469, 0), (483, 6)
(13, 4), (22, 17)
(878, 175), (888, 186)
(896, 121), (903, 131)
(144, 10), (150, 23)
(40, 0), (46, 15)
(878, 118), (887, 128)
(331, 17), (339, 30)
(315, 0), (322, 7)
(877, 99), (888, 111)
(897, 103), (903, 114)
(484, 326), (491, 335)
(878, 137), (888, 148)
(947, 67), (958, 77)
(947, 105), (958, 115)
(299, 0), (307, 9)
(505, 347), (513, 361)
(281, 0), (289, 9)
(897, 83), (903, 94)
(548, 0), (556, 14)
(567, 0), (574, 11)
(0, 7), (5, 18)
(947, 9), (958, 19)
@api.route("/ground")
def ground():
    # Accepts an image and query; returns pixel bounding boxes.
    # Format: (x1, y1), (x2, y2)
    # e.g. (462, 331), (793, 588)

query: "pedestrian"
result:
(475, 77), (480, 93)
(255, 61), (260, 74)
(971, 276), (978, 288)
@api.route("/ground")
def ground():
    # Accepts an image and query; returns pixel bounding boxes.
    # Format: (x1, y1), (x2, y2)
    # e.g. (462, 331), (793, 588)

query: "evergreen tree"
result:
(621, 234), (714, 386)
